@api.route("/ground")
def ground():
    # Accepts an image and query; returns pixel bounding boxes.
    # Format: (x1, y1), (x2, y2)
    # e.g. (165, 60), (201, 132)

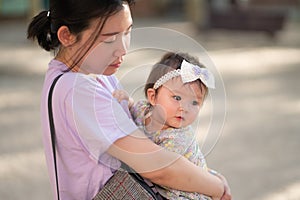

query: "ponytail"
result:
(27, 10), (59, 51)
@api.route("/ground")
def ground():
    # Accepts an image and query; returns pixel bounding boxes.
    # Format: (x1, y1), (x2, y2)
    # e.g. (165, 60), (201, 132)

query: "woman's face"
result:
(79, 3), (133, 75)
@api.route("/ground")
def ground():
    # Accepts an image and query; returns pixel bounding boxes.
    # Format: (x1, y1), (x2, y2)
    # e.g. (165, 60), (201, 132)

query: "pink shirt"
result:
(40, 59), (137, 200)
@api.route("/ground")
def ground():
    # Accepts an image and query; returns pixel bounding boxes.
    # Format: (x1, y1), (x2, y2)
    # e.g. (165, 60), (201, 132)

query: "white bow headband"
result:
(153, 60), (215, 90)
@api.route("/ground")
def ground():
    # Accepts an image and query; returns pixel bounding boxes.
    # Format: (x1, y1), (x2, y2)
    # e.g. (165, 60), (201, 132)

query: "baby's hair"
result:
(144, 52), (208, 98)
(27, 0), (135, 70)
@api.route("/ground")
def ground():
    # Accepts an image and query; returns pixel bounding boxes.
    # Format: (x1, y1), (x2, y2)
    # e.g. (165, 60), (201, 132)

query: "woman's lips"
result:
(109, 63), (121, 68)
(109, 61), (122, 68)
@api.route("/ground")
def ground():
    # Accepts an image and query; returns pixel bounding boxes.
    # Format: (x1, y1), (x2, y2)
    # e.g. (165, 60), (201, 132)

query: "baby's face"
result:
(151, 77), (205, 129)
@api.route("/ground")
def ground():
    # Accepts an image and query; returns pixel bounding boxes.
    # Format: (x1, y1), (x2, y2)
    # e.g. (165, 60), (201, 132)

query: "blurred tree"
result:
(131, 0), (170, 17)
(185, 0), (210, 29)
(29, 0), (41, 18)
(42, 0), (49, 9)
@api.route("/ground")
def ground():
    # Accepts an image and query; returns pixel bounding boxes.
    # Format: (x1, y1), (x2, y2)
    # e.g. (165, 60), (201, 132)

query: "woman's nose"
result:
(114, 34), (130, 57)
(113, 45), (127, 58)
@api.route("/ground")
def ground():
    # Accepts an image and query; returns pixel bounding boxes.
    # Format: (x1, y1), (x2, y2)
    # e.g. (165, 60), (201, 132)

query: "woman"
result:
(27, 0), (229, 199)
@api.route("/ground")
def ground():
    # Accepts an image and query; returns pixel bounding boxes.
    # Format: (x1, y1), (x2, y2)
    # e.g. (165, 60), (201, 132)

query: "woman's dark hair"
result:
(27, 0), (135, 69)
(144, 52), (208, 98)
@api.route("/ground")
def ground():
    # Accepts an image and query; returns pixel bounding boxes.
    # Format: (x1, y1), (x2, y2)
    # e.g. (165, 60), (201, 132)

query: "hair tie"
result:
(46, 10), (52, 42)
(47, 10), (51, 18)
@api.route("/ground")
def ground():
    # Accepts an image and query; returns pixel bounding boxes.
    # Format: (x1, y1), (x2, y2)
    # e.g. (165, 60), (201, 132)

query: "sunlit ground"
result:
(0, 17), (299, 200)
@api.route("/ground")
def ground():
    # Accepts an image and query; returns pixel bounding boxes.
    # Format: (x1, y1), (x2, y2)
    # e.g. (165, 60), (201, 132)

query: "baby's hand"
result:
(113, 89), (129, 102)
(113, 89), (134, 108)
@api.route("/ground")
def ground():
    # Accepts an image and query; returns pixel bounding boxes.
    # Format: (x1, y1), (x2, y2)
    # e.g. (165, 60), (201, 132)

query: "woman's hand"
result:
(218, 174), (232, 200)
(209, 169), (231, 200)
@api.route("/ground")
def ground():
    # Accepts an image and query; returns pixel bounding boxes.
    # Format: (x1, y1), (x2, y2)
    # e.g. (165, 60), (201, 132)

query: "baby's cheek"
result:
(191, 110), (200, 120)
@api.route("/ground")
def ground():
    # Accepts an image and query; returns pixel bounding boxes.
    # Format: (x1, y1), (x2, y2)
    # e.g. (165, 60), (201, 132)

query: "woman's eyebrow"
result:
(101, 24), (133, 36)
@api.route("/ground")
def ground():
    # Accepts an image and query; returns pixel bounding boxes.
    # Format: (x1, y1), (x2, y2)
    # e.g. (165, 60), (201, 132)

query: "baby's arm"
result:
(112, 89), (134, 108)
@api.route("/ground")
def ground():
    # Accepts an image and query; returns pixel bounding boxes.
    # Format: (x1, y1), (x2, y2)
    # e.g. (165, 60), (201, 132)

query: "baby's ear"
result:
(146, 88), (156, 106)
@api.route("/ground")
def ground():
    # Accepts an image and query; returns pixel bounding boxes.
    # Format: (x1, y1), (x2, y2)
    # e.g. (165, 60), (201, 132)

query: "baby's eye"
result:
(173, 95), (181, 101)
(103, 35), (117, 43)
(192, 100), (199, 106)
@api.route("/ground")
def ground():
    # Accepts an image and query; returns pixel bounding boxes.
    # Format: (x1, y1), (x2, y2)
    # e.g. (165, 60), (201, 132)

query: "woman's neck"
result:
(55, 54), (88, 74)
(55, 53), (71, 67)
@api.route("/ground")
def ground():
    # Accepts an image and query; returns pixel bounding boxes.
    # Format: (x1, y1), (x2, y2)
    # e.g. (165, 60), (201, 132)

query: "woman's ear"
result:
(57, 26), (76, 47)
(147, 88), (156, 106)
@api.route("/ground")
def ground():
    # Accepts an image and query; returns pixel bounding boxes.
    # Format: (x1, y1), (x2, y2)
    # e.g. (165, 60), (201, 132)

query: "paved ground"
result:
(0, 16), (299, 200)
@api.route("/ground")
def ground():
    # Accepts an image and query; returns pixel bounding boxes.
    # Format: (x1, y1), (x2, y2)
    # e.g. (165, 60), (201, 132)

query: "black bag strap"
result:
(47, 74), (63, 200)
(121, 162), (165, 200)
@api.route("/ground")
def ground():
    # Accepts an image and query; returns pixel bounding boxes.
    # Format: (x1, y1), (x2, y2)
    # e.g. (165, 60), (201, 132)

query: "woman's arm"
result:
(209, 169), (232, 200)
(107, 129), (224, 199)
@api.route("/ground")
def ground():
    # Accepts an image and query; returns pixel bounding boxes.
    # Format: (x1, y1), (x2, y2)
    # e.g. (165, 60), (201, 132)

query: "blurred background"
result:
(1, 0), (300, 199)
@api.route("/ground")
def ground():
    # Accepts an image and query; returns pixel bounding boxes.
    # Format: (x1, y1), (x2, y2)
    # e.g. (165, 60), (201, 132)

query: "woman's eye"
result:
(103, 35), (117, 43)
(173, 96), (181, 101)
(124, 30), (131, 36)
